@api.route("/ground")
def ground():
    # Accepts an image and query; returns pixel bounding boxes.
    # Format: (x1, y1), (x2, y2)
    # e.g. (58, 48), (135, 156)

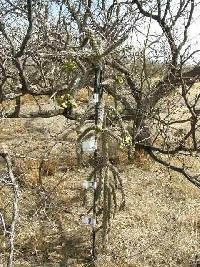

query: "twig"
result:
(0, 146), (19, 267)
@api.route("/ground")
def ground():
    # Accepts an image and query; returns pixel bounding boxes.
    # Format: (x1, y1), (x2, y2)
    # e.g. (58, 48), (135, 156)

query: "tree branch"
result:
(0, 146), (18, 267)
(146, 147), (200, 189)
(15, 0), (33, 58)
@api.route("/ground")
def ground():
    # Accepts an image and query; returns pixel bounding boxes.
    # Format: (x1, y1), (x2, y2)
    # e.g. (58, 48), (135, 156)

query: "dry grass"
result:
(0, 93), (200, 267)
(107, 165), (200, 267)
(1, 153), (200, 266)
(76, 87), (91, 103)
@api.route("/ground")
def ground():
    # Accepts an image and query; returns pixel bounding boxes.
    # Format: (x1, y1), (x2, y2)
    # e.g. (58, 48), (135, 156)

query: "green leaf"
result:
(63, 59), (76, 72)
(114, 74), (124, 84)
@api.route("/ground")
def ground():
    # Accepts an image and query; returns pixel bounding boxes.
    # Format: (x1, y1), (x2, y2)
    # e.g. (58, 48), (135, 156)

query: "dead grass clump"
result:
(76, 87), (91, 103)
(133, 148), (151, 170)
(104, 94), (115, 107)
(13, 158), (39, 187)
(0, 119), (26, 140)
(39, 158), (59, 177)
(64, 154), (78, 170)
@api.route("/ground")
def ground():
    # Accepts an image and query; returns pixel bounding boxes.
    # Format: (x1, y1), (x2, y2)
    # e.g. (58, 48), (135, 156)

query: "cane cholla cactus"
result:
(77, 104), (125, 249)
